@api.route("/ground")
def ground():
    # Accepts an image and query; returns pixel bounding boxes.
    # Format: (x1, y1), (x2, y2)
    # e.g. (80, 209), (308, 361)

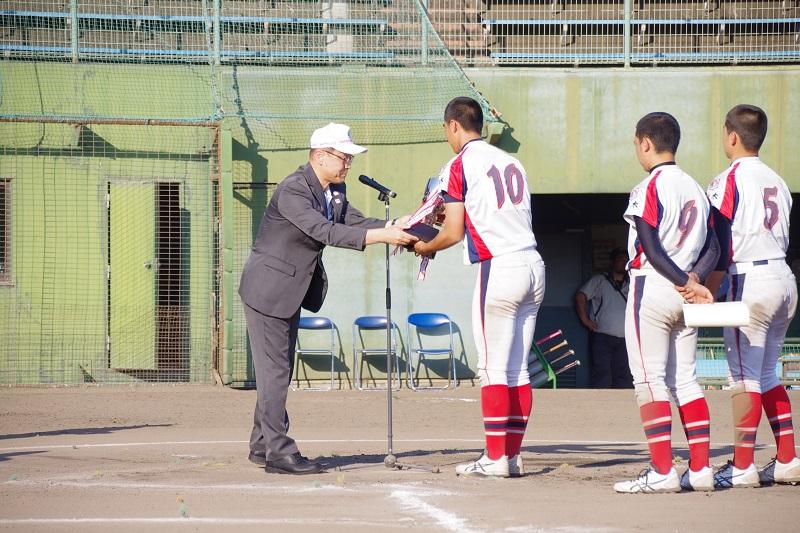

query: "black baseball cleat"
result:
(248, 450), (267, 466)
(265, 452), (324, 475)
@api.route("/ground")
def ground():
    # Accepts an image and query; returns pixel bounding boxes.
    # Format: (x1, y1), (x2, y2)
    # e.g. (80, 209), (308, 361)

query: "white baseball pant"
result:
(473, 249), (545, 388)
(725, 260), (797, 393)
(625, 271), (705, 407)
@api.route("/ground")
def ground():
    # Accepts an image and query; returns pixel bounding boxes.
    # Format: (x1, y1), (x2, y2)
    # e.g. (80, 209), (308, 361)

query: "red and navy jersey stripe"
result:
(641, 170), (664, 228)
(629, 239), (645, 270)
(445, 143), (493, 264)
(629, 171), (662, 270)
(718, 163), (740, 221)
(718, 163), (739, 262)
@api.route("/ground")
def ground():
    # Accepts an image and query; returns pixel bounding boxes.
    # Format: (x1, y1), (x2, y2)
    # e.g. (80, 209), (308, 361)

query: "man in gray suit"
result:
(239, 123), (417, 475)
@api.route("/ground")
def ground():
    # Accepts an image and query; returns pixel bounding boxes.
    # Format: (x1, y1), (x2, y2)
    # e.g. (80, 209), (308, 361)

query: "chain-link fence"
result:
(696, 341), (800, 388)
(0, 121), (219, 384)
(0, 1), (499, 385)
(429, 0), (799, 66)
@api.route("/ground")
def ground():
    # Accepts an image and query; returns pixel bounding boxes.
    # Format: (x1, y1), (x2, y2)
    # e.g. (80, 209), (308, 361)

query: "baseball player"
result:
(414, 96), (545, 478)
(614, 112), (720, 493)
(704, 104), (799, 488)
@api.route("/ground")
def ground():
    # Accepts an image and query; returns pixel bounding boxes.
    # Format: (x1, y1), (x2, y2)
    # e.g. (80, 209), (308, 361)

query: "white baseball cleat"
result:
(713, 461), (760, 488)
(759, 457), (800, 485)
(614, 466), (681, 493)
(679, 466), (714, 491)
(508, 454), (524, 478)
(455, 453), (509, 478)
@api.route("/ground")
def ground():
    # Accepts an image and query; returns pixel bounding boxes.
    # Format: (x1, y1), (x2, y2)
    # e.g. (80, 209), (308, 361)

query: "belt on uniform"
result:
(728, 259), (784, 274)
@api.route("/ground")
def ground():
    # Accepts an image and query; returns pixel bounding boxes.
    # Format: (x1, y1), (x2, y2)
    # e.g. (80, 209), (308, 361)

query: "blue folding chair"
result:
(352, 315), (401, 391)
(406, 313), (457, 390)
(293, 316), (338, 391)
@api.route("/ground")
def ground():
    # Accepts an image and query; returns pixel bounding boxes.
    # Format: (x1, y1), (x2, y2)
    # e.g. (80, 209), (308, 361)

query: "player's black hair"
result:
(725, 104), (768, 152)
(635, 112), (680, 154)
(609, 247), (627, 261)
(444, 97), (483, 134)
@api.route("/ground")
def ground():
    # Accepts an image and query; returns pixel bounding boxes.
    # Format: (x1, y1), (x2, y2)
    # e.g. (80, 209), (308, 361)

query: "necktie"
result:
(325, 190), (334, 221)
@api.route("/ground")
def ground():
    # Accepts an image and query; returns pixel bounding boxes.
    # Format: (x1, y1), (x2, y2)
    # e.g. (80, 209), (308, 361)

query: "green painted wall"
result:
(2, 61), (798, 385)
(467, 67), (800, 193)
(0, 120), (215, 384)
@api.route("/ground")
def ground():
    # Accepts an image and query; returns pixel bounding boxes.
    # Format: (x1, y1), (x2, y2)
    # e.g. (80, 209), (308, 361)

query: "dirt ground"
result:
(1, 385), (799, 532)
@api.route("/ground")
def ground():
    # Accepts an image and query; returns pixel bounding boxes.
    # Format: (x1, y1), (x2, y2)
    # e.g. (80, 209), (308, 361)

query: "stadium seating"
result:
(0, 1), (393, 64)
(2, 1), (797, 66)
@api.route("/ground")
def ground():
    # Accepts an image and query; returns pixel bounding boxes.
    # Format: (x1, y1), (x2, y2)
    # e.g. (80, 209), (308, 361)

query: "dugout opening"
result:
(531, 193), (800, 388)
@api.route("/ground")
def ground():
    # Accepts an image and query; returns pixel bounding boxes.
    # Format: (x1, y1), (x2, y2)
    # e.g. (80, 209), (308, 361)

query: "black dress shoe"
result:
(265, 452), (323, 475)
(248, 450), (266, 466)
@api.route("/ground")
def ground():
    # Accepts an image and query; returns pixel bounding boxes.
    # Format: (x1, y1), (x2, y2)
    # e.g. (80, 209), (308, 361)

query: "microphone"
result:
(359, 174), (397, 198)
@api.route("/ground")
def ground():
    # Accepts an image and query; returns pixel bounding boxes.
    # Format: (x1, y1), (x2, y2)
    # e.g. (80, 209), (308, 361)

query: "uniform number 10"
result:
(487, 164), (524, 208)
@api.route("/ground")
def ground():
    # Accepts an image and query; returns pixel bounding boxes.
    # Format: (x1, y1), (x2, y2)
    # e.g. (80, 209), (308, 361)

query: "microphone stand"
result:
(375, 189), (439, 474)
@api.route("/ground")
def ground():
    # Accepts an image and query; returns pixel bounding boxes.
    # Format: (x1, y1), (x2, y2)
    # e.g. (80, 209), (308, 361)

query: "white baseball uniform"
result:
(441, 139), (545, 387)
(706, 156), (797, 393)
(623, 163), (710, 406)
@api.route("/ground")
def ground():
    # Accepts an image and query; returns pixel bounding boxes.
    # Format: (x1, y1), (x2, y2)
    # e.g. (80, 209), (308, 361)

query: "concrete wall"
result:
(250, 66), (800, 387)
(2, 61), (798, 386)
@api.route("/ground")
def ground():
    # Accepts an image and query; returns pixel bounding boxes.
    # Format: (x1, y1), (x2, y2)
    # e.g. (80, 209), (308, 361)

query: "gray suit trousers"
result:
(243, 301), (301, 460)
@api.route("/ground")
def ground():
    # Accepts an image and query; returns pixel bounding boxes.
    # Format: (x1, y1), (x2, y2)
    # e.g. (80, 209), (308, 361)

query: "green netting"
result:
(0, 122), (218, 384)
(0, 0), (499, 385)
(1, 0), (499, 147)
(228, 181), (273, 387)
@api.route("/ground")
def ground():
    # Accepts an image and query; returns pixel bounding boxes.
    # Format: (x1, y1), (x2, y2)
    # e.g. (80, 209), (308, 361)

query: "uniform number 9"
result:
(676, 199), (698, 248)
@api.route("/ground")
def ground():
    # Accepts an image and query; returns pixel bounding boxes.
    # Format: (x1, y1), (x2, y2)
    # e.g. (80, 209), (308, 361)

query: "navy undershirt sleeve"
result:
(442, 192), (460, 204)
(634, 216), (690, 286)
(711, 207), (732, 272)
(690, 223), (720, 282)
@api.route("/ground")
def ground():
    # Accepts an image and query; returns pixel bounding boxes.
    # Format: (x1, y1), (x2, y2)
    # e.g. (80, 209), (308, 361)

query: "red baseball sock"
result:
(505, 385), (532, 458)
(640, 401), (673, 474)
(678, 398), (710, 470)
(733, 391), (762, 469)
(481, 384), (509, 460)
(762, 385), (796, 464)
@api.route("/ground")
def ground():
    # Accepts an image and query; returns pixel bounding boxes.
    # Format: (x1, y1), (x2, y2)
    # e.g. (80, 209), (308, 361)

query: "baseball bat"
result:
(552, 360), (581, 375)
(529, 370), (551, 388)
(528, 349), (575, 376)
(535, 330), (562, 346)
(529, 359), (581, 388)
(540, 340), (568, 356)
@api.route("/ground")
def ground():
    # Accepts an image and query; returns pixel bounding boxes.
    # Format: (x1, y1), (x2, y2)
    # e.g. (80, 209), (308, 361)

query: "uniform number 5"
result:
(763, 187), (779, 230)
(487, 164), (524, 209)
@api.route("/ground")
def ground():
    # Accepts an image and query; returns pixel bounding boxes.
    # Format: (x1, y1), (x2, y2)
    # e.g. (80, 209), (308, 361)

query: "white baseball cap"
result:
(309, 122), (367, 155)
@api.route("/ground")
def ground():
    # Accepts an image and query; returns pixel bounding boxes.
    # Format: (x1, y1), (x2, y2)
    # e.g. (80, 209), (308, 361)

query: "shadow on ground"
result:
(317, 441), (743, 473)
(0, 450), (48, 463)
(0, 423), (173, 441)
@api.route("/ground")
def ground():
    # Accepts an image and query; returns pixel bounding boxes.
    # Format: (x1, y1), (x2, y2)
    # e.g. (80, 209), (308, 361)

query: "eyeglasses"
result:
(324, 150), (353, 165)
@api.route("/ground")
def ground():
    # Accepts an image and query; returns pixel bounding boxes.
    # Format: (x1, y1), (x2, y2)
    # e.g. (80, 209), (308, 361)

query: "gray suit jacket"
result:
(239, 163), (385, 319)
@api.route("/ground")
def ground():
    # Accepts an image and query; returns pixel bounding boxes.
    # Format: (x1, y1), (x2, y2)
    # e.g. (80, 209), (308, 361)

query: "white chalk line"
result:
(0, 517), (407, 527)
(504, 526), (620, 533)
(0, 482), (467, 531)
(5, 479), (357, 493)
(4, 477), (456, 496)
(1, 437), (793, 453)
(390, 488), (480, 533)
